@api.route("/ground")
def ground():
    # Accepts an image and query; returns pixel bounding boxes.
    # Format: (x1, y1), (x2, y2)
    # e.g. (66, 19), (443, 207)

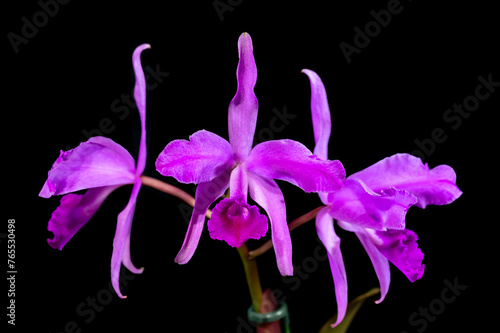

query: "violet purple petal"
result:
(247, 171), (293, 276)
(374, 229), (425, 282)
(39, 137), (136, 198)
(328, 178), (417, 230)
(111, 179), (143, 298)
(315, 207), (347, 328)
(228, 32), (259, 163)
(175, 170), (231, 264)
(337, 221), (391, 304)
(302, 69), (332, 161)
(349, 153), (462, 208)
(244, 139), (345, 193)
(155, 130), (234, 184)
(132, 43), (151, 175)
(46, 185), (120, 250)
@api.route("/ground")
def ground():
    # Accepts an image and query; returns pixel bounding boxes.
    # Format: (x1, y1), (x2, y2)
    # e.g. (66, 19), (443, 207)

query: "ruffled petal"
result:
(247, 171), (293, 276)
(111, 179), (143, 298)
(39, 137), (136, 198)
(46, 185), (120, 250)
(302, 69), (332, 161)
(208, 197), (268, 248)
(132, 43), (151, 175)
(244, 139), (345, 193)
(155, 130), (234, 184)
(315, 207), (347, 328)
(328, 178), (417, 230)
(349, 153), (462, 208)
(374, 229), (425, 282)
(228, 32), (259, 163)
(175, 170), (231, 264)
(337, 221), (390, 304)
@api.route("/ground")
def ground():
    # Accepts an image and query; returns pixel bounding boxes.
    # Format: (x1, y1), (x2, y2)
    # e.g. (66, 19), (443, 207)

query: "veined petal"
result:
(315, 207), (347, 328)
(228, 32), (259, 163)
(244, 139), (345, 193)
(39, 137), (136, 198)
(175, 170), (231, 264)
(349, 153), (462, 208)
(111, 179), (143, 299)
(132, 43), (151, 175)
(155, 130), (234, 184)
(247, 171), (293, 276)
(208, 197), (268, 248)
(374, 229), (425, 282)
(328, 178), (417, 230)
(337, 221), (390, 304)
(302, 69), (331, 161)
(46, 185), (120, 250)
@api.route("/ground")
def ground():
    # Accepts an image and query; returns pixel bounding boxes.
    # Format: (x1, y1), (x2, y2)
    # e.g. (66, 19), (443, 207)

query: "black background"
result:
(4, 1), (498, 332)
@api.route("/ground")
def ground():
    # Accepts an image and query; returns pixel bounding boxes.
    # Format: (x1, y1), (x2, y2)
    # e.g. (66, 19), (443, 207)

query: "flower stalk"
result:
(140, 175), (201, 213)
(237, 243), (263, 313)
(249, 205), (325, 259)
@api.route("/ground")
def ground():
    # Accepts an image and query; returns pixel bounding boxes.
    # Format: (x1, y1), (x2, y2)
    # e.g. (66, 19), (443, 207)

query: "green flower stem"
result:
(237, 243), (263, 313)
(248, 205), (325, 259)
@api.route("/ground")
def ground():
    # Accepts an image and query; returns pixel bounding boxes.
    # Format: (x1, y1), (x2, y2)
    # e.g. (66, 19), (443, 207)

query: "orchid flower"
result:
(302, 69), (463, 327)
(39, 44), (151, 298)
(155, 33), (346, 275)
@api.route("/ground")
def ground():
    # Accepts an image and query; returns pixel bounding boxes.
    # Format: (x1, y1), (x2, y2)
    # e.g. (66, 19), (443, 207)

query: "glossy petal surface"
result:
(228, 33), (259, 163)
(338, 221), (390, 304)
(111, 179), (143, 298)
(175, 170), (231, 264)
(375, 229), (425, 282)
(47, 185), (119, 250)
(302, 69), (332, 161)
(328, 178), (417, 230)
(245, 139), (345, 193)
(247, 171), (293, 276)
(132, 43), (151, 175)
(155, 130), (234, 184)
(349, 154), (462, 208)
(39, 137), (136, 198)
(316, 207), (347, 328)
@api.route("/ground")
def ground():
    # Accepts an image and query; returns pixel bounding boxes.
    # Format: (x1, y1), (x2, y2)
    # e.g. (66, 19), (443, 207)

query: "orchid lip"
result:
(208, 197), (269, 248)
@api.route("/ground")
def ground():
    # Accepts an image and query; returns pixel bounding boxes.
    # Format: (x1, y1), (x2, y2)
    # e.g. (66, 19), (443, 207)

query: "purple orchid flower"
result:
(39, 44), (151, 298)
(302, 69), (463, 327)
(155, 33), (346, 275)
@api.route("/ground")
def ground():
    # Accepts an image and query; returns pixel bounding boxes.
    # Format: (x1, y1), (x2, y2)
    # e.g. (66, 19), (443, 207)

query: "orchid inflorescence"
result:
(39, 33), (462, 328)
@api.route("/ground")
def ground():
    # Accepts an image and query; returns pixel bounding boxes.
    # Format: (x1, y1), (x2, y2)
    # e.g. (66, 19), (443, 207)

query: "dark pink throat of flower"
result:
(208, 198), (269, 248)
(227, 201), (250, 219)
